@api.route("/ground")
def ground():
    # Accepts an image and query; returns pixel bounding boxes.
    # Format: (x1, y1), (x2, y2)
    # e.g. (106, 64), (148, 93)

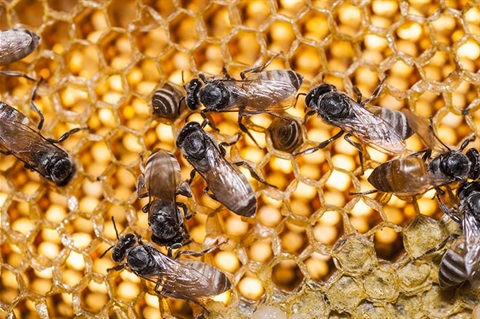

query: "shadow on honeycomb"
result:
(1, 0), (480, 318)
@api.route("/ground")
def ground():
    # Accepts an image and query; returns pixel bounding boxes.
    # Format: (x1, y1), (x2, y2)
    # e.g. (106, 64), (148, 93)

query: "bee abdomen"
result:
(268, 117), (304, 153)
(439, 248), (468, 288)
(152, 84), (183, 120)
(260, 70), (304, 90)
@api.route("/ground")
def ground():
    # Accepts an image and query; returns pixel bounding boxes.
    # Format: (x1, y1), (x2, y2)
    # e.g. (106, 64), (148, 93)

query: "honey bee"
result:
(437, 182), (480, 289)
(185, 53), (303, 145)
(137, 149), (192, 253)
(367, 110), (479, 197)
(103, 220), (232, 306)
(151, 83), (185, 122)
(176, 121), (272, 217)
(0, 94), (84, 186)
(303, 79), (408, 158)
(267, 116), (304, 153)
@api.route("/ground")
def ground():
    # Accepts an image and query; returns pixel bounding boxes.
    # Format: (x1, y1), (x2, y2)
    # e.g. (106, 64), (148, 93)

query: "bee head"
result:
(50, 156), (76, 186)
(185, 79), (202, 110)
(199, 82), (229, 110)
(305, 84), (336, 109)
(176, 122), (207, 161)
(439, 152), (470, 181)
(112, 233), (136, 262)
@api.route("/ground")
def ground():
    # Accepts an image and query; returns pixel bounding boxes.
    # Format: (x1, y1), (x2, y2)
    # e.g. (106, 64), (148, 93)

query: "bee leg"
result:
(218, 133), (242, 157)
(187, 170), (197, 184)
(199, 112), (220, 132)
(240, 52), (281, 80)
(349, 189), (378, 196)
(222, 67), (233, 80)
(46, 126), (89, 143)
(177, 202), (193, 220)
(141, 202), (150, 214)
(108, 263), (128, 272)
(459, 134), (476, 151)
(436, 193), (462, 224)
(303, 108), (317, 123)
(293, 92), (306, 109)
(137, 174), (149, 199)
(352, 86), (363, 103)
(0, 70), (38, 82)
(237, 115), (263, 149)
(344, 133), (365, 174)
(176, 181), (193, 198)
(293, 130), (344, 156)
(175, 239), (228, 258)
(0, 149), (12, 156)
(414, 233), (460, 260)
(233, 160), (278, 189)
(361, 77), (387, 106)
(26, 76), (45, 130)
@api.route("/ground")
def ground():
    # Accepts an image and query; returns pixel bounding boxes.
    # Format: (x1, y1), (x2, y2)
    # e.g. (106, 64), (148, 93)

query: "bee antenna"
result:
(99, 244), (115, 259)
(111, 216), (120, 240)
(428, 117), (451, 150)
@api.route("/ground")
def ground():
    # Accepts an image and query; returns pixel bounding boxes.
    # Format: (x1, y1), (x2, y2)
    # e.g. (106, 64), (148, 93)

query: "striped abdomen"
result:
(151, 83), (184, 121)
(268, 117), (304, 153)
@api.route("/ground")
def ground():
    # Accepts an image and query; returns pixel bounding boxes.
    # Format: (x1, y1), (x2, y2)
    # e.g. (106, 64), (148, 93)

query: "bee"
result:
(0, 28), (40, 66)
(437, 182), (480, 289)
(151, 83), (185, 122)
(0, 89), (84, 186)
(366, 110), (480, 197)
(137, 149), (192, 253)
(103, 220), (231, 306)
(302, 79), (408, 160)
(185, 53), (304, 145)
(176, 121), (271, 217)
(267, 116), (304, 153)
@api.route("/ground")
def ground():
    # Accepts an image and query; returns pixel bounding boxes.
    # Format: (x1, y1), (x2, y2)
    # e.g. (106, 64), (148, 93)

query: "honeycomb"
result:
(1, 0), (480, 318)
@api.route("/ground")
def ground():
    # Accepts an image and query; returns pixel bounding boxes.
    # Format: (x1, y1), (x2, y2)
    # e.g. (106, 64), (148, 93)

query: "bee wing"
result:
(462, 208), (480, 276)
(147, 149), (181, 200)
(215, 79), (296, 113)
(0, 29), (37, 65)
(401, 108), (442, 151)
(343, 103), (406, 154)
(151, 255), (231, 301)
(0, 114), (67, 168)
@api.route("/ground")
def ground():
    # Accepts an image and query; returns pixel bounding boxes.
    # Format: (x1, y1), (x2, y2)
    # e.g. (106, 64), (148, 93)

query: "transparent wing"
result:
(401, 108), (441, 151)
(462, 206), (480, 276)
(0, 114), (67, 169)
(0, 30), (34, 65)
(146, 149), (181, 200)
(215, 79), (296, 113)
(148, 251), (230, 300)
(336, 101), (406, 155)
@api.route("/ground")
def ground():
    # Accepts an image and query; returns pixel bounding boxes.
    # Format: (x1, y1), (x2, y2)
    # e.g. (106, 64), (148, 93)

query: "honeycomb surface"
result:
(1, 0), (480, 318)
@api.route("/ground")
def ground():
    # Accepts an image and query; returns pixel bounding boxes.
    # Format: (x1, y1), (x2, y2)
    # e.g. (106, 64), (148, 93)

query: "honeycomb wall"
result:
(0, 0), (479, 318)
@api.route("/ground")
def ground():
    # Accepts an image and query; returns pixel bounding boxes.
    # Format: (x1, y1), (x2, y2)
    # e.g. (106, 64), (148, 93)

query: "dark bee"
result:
(267, 116), (304, 153)
(367, 110), (480, 197)
(437, 182), (480, 289)
(303, 79), (408, 158)
(137, 149), (192, 252)
(0, 98), (83, 186)
(0, 28), (40, 66)
(185, 54), (303, 144)
(104, 225), (231, 305)
(151, 83), (185, 122)
(176, 121), (264, 217)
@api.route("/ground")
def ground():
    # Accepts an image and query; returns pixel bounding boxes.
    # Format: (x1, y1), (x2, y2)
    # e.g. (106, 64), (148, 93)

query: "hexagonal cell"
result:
(403, 215), (446, 259)
(132, 27), (169, 58)
(271, 260), (304, 292)
(396, 260), (432, 295)
(290, 286), (328, 317)
(392, 294), (424, 319)
(304, 252), (335, 281)
(279, 225), (307, 255)
(362, 265), (398, 302)
(106, 0), (136, 28)
(238, 274), (265, 301)
(266, 19), (296, 53)
(73, 9), (109, 40)
(333, 3), (364, 38)
(97, 30), (133, 71)
(394, 21), (433, 58)
(421, 285), (458, 318)
(47, 0), (78, 13)
(374, 226), (404, 261)
(327, 274), (365, 313)
(298, 9), (330, 43)
(290, 44), (323, 82)
(13, 0), (44, 27)
(126, 58), (161, 95)
(169, 12), (199, 51)
(40, 21), (73, 53)
(332, 233), (377, 275)
(352, 301), (389, 319)
(192, 42), (224, 74)
(227, 30), (261, 66)
(238, 0), (271, 29)
(202, 3), (232, 40)
(145, 0), (176, 19)
(406, 1), (441, 17)
(326, 40), (355, 72)
(421, 50), (456, 82)
(429, 13), (461, 46)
